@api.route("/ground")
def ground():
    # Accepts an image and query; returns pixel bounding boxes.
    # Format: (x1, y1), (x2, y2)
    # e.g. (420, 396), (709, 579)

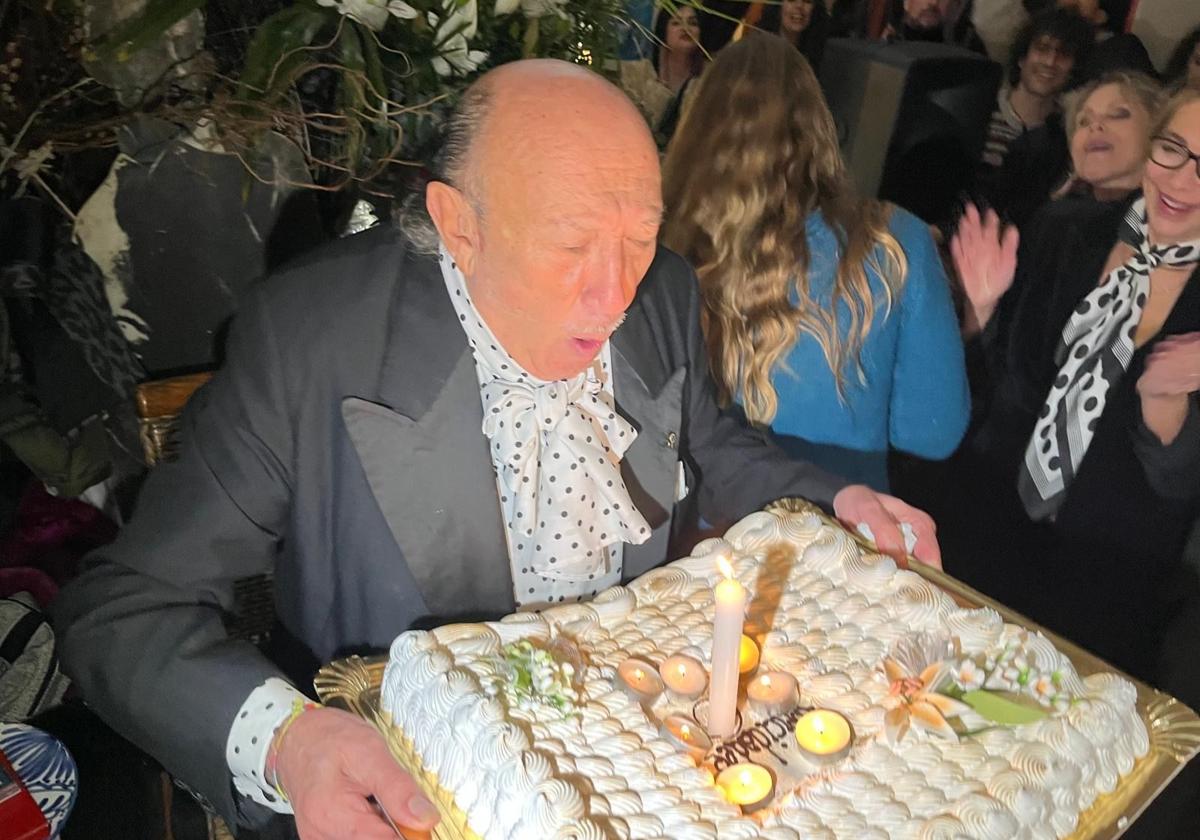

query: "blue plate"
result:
(0, 722), (78, 839)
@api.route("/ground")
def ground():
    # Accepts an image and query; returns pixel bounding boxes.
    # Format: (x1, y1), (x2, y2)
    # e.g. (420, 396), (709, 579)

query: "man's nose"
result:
(583, 244), (639, 317)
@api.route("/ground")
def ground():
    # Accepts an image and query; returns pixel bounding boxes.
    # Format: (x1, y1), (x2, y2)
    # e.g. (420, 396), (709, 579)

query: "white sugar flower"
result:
(1031, 673), (1055, 701)
(952, 659), (984, 692)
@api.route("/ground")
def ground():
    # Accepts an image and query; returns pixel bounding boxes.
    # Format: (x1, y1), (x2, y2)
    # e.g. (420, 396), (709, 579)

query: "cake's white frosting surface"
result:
(380, 509), (1148, 839)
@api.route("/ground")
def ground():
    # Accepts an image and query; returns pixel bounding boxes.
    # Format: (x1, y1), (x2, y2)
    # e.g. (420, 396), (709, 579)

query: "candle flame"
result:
(739, 769), (753, 785)
(680, 724), (691, 739)
(760, 675), (771, 687)
(717, 555), (734, 580)
(814, 717), (825, 736)
(677, 664), (687, 677)
(633, 668), (645, 681)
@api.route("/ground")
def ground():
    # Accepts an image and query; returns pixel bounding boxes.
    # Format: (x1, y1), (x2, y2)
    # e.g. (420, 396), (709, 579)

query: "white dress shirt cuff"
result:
(225, 677), (308, 814)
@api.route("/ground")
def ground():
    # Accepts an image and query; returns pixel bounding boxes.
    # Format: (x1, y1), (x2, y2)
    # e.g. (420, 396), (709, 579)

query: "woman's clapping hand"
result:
(950, 203), (1020, 337)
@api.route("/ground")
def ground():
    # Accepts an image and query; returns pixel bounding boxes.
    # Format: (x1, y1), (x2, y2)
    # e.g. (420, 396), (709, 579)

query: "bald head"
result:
(425, 58), (663, 380)
(453, 59), (658, 206)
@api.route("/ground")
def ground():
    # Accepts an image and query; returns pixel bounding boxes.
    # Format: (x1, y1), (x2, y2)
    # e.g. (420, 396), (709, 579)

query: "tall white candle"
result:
(708, 552), (747, 738)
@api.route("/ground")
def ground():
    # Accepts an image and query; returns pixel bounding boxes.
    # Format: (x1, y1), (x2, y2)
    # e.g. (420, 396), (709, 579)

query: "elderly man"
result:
(55, 60), (940, 838)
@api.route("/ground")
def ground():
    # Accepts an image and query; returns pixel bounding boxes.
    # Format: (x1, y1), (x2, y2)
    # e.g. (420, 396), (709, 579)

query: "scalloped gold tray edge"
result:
(315, 499), (1200, 840)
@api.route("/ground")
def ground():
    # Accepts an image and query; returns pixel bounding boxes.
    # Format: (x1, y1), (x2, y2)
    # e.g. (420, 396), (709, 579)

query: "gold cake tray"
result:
(315, 500), (1200, 840)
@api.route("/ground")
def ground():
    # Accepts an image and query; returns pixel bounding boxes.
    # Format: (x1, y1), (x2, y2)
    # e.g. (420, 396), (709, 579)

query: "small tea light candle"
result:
(616, 657), (664, 704)
(738, 635), (761, 674)
(746, 671), (798, 713)
(794, 709), (853, 763)
(716, 763), (774, 813)
(661, 714), (713, 762)
(660, 654), (707, 700)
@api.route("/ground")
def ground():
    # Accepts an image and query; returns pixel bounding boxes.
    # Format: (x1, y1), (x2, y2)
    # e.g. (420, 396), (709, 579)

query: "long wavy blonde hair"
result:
(661, 32), (907, 424)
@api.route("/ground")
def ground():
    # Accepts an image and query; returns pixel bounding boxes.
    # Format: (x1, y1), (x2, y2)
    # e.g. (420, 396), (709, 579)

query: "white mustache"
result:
(570, 311), (627, 337)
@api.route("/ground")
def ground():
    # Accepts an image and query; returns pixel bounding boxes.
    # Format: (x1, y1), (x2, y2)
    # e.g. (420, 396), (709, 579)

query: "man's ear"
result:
(426, 181), (481, 275)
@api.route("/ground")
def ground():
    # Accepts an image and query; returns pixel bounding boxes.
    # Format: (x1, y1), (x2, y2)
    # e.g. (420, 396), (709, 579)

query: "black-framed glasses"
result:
(1150, 135), (1200, 179)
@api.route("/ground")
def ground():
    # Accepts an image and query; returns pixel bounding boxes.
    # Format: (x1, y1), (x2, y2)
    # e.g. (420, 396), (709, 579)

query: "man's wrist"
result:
(264, 698), (319, 800)
(226, 678), (312, 813)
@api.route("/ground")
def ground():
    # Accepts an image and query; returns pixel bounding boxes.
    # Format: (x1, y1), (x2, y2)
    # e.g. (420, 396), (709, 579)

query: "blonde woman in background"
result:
(661, 32), (969, 492)
(1053, 70), (1166, 202)
(957, 71), (1165, 344)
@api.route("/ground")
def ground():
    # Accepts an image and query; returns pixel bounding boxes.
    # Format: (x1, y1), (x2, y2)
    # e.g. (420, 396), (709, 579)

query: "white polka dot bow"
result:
(439, 247), (652, 579)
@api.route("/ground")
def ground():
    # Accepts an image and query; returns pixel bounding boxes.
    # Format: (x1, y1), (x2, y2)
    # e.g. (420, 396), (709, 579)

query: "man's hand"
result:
(950, 203), (1019, 338)
(272, 706), (439, 840)
(833, 484), (942, 569)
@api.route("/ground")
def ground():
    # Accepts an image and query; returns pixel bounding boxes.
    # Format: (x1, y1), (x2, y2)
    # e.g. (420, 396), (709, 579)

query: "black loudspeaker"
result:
(818, 39), (1002, 223)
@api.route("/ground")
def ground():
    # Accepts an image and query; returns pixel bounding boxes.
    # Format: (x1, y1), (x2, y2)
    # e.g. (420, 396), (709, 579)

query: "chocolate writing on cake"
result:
(711, 706), (807, 772)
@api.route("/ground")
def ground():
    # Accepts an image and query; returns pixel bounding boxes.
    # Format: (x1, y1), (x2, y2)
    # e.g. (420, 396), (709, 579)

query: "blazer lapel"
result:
(342, 252), (515, 620)
(612, 301), (688, 579)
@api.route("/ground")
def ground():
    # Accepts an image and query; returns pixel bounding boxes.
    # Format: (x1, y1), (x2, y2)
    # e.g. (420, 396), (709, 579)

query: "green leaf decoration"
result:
(238, 5), (334, 101)
(961, 690), (1049, 726)
(89, 0), (207, 63)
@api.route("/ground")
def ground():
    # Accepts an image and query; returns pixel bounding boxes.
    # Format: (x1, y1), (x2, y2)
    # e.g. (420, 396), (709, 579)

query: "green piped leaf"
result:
(961, 690), (1048, 725)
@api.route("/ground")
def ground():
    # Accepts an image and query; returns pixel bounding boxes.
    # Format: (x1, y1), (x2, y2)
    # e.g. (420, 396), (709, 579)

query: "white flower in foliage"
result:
(494, 0), (568, 17)
(428, 0), (487, 77)
(388, 1), (419, 19)
(521, 0), (569, 18)
(431, 31), (488, 76)
(317, 0), (416, 31)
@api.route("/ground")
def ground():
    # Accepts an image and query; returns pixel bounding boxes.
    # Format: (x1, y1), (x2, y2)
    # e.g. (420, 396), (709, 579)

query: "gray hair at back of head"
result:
(396, 81), (494, 254)
(1063, 70), (1166, 136)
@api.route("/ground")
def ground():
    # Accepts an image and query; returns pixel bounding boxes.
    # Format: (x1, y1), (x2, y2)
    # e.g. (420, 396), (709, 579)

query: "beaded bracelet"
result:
(265, 697), (319, 803)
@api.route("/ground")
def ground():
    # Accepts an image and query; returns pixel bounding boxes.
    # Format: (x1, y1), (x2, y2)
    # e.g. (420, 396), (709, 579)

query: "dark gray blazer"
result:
(53, 229), (846, 826)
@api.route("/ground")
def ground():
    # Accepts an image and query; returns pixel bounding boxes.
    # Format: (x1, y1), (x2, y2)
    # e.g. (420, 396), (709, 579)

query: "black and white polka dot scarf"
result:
(1019, 198), (1200, 521)
(438, 247), (651, 579)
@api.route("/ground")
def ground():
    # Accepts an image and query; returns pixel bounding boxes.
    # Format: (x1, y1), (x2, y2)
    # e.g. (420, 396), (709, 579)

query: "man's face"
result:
(464, 108), (663, 381)
(903, 0), (942, 30)
(1019, 35), (1075, 98)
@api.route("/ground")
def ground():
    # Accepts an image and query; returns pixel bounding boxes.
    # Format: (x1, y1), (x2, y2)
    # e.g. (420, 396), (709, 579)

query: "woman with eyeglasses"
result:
(932, 90), (1200, 722)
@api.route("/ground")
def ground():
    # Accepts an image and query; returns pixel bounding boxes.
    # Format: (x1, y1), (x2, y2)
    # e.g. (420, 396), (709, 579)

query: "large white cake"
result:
(381, 505), (1148, 839)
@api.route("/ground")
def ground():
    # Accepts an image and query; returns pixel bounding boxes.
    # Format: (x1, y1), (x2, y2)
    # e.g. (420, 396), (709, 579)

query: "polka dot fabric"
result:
(1019, 198), (1200, 521)
(225, 677), (310, 814)
(437, 247), (650, 594)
